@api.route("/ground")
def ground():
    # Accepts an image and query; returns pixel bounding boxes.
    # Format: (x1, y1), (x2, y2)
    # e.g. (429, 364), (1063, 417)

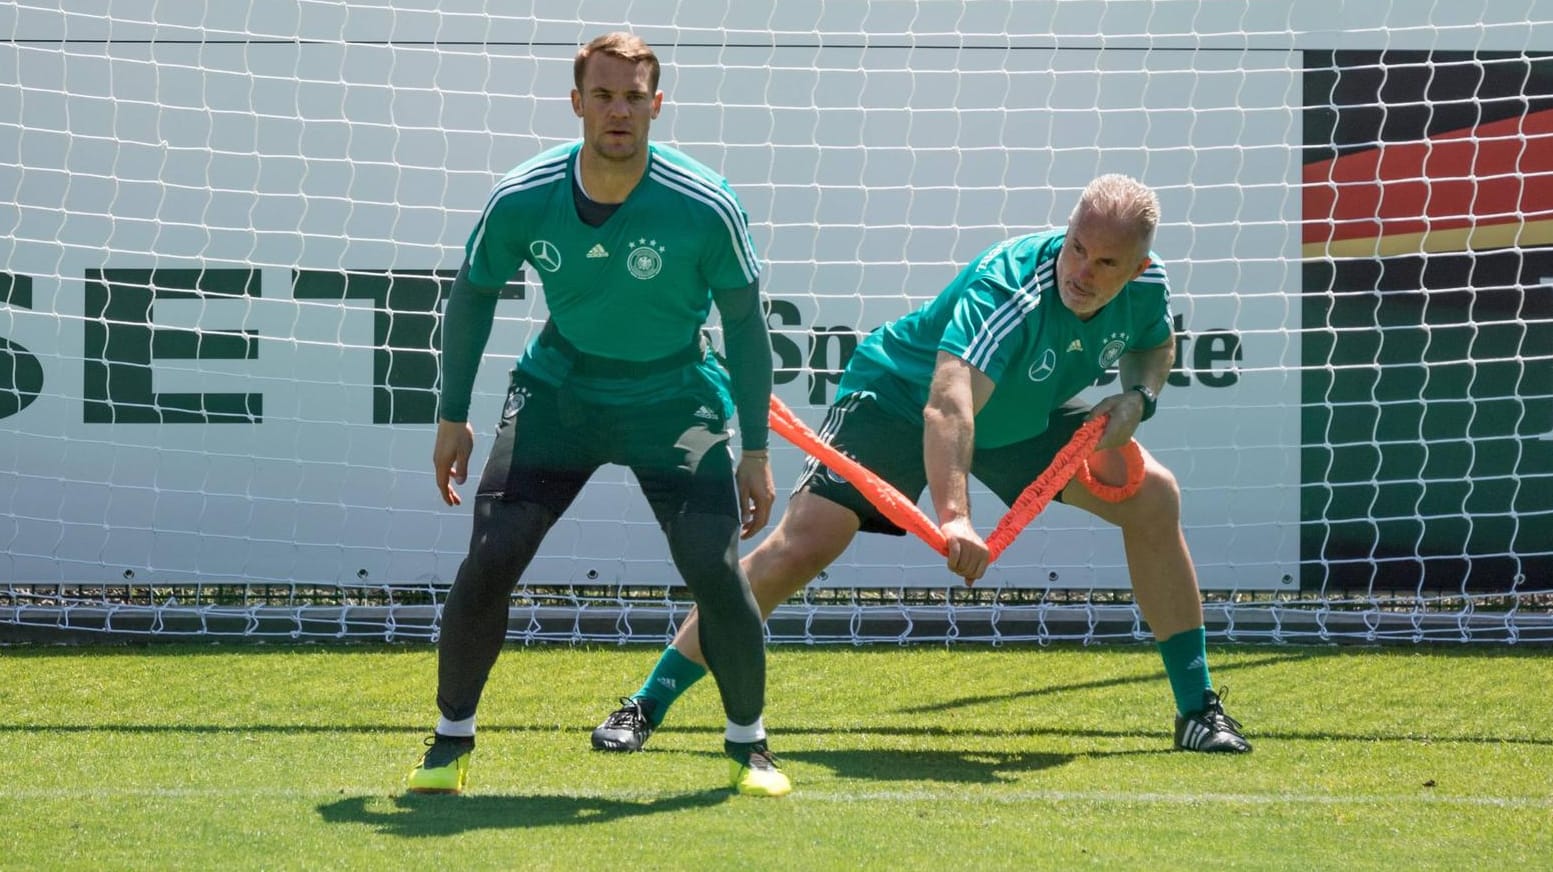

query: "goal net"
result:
(2, 2), (1550, 644)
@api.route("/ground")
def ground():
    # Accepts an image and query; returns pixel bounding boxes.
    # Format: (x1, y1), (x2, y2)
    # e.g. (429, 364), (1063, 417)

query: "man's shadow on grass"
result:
(317, 788), (730, 837)
(783, 748), (1073, 783)
(894, 651), (1304, 715)
(704, 745), (1163, 785)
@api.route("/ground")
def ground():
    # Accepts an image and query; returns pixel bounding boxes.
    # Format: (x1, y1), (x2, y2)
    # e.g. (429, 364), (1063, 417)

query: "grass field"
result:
(2, 642), (1549, 870)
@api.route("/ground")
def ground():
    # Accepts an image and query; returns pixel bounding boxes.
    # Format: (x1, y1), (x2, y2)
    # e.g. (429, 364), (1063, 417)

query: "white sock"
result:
(724, 717), (766, 744)
(437, 714), (476, 738)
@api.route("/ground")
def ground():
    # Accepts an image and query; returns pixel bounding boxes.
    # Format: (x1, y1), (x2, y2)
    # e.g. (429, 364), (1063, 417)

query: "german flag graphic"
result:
(1305, 107), (1553, 258)
(1302, 51), (1552, 593)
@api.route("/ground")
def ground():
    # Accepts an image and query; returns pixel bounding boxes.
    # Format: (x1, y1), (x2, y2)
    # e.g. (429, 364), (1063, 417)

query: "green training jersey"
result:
(463, 140), (761, 403)
(838, 228), (1173, 448)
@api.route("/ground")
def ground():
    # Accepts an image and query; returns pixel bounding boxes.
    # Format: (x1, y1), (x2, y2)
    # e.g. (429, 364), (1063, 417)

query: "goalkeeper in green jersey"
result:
(406, 32), (789, 798)
(594, 174), (1251, 756)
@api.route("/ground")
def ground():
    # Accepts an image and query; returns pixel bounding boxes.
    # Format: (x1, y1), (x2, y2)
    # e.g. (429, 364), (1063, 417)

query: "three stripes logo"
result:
(1179, 718), (1215, 751)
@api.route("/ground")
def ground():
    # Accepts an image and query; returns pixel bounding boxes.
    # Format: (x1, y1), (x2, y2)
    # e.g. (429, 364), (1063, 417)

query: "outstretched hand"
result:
(432, 419), (475, 506)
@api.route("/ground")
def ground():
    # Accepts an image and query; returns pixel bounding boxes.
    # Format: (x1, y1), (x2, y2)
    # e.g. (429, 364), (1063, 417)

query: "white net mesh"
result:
(1, 2), (1550, 643)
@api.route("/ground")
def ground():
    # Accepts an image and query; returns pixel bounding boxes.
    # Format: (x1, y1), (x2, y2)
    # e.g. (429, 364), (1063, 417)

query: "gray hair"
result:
(1070, 174), (1160, 257)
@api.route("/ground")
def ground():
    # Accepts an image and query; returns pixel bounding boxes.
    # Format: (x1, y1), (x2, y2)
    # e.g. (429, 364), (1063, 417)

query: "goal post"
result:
(1, 2), (1550, 644)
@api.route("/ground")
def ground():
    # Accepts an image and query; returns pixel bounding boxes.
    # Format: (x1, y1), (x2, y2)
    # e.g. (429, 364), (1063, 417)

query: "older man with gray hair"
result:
(594, 173), (1251, 757)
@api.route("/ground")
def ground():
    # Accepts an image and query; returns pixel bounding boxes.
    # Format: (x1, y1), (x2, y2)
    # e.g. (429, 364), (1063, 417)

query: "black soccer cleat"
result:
(591, 696), (658, 752)
(1174, 688), (1252, 753)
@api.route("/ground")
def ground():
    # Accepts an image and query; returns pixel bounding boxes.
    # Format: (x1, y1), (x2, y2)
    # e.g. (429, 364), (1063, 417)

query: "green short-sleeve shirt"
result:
(838, 228), (1173, 448)
(464, 140), (762, 405)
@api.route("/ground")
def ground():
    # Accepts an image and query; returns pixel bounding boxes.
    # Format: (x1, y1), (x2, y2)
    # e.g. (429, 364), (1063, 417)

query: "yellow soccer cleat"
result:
(405, 734), (473, 794)
(727, 742), (792, 797)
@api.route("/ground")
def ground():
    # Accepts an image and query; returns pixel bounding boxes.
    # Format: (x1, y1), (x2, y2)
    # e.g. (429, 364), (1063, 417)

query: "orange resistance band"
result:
(768, 395), (949, 554)
(983, 417), (1145, 561)
(768, 395), (1144, 563)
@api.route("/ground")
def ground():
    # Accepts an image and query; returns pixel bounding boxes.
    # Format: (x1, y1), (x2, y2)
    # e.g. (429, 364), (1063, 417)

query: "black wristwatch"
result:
(1129, 384), (1158, 422)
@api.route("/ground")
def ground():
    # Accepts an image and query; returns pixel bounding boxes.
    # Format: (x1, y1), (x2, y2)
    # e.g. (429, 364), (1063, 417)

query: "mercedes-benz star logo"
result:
(529, 239), (562, 272)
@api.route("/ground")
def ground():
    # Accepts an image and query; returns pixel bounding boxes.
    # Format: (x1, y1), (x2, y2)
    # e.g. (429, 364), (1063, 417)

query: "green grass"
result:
(1, 643), (1549, 870)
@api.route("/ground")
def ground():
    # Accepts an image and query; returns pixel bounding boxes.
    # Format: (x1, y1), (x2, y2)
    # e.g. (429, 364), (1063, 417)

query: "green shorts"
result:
(794, 391), (1091, 535)
(476, 367), (738, 523)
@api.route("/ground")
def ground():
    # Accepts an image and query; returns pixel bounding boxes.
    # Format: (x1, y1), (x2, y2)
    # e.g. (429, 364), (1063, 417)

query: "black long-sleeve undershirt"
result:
(437, 265), (498, 424)
(713, 279), (773, 452)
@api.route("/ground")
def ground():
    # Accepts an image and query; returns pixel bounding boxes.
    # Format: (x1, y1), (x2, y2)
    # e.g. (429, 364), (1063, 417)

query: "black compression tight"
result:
(435, 498), (765, 728)
(435, 498), (557, 721)
(664, 511), (765, 726)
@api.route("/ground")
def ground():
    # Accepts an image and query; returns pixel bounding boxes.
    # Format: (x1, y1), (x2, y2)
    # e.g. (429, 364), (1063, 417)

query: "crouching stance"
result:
(407, 32), (789, 798)
(593, 174), (1250, 757)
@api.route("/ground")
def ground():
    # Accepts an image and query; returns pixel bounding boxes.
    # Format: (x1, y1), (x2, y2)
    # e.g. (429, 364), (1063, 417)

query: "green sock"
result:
(1156, 626), (1213, 716)
(633, 645), (708, 725)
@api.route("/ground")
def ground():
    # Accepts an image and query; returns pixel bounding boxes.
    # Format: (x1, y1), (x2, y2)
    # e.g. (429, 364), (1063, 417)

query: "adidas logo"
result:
(586, 243), (609, 258)
(1181, 718), (1212, 750)
(693, 405), (719, 420)
(656, 677), (677, 690)
(1186, 655), (1206, 671)
(1066, 339), (1083, 352)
